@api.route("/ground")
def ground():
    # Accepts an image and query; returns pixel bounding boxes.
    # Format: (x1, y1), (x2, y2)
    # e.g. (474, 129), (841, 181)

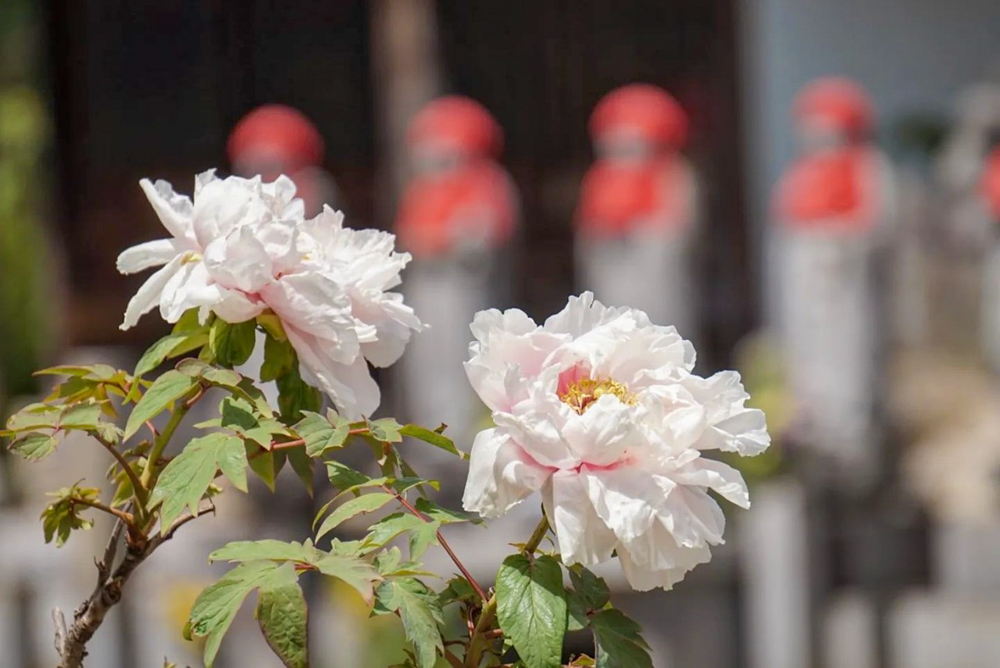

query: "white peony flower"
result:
(462, 292), (769, 590)
(118, 170), (420, 418)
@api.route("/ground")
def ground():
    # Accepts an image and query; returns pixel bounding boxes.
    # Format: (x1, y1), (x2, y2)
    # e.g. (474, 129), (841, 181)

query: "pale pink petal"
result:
(119, 255), (185, 330)
(674, 458), (750, 509)
(116, 239), (183, 274)
(544, 470), (617, 566)
(462, 429), (550, 518)
(285, 325), (379, 419)
(139, 179), (195, 242)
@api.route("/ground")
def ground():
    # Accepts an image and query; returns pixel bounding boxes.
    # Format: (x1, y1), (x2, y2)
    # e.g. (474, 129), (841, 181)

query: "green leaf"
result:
(437, 577), (479, 607)
(247, 443), (285, 492)
(414, 498), (479, 524)
(212, 539), (322, 563)
(591, 609), (653, 668)
(496, 554), (568, 668)
(35, 364), (119, 380)
(209, 318), (257, 367)
(325, 460), (374, 492)
(569, 566), (610, 611)
(276, 368), (322, 423)
(364, 513), (426, 549)
(256, 312), (287, 341)
(286, 446), (314, 496)
(296, 411), (350, 457)
(124, 370), (197, 440)
(399, 424), (464, 458)
(373, 578), (444, 668)
(188, 561), (286, 667)
(40, 485), (100, 546)
(210, 539), (379, 603)
(313, 553), (381, 603)
(261, 334), (296, 382)
(369, 418), (402, 443)
(315, 492), (394, 540)
(256, 566), (308, 668)
(10, 432), (58, 461)
(407, 522), (440, 560)
(4, 402), (61, 432)
(135, 331), (199, 379)
(149, 433), (247, 530)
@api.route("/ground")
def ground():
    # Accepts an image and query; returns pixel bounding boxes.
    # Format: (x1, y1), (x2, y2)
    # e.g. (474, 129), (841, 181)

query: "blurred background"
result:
(4, 1), (1000, 666)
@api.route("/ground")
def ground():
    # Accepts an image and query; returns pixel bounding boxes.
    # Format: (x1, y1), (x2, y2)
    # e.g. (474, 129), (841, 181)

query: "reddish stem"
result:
(382, 485), (488, 601)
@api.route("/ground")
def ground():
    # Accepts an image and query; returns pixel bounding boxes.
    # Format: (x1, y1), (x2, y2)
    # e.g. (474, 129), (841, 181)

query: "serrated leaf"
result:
(125, 370), (196, 439)
(211, 539), (322, 564)
(40, 485), (100, 546)
(188, 561), (285, 667)
(210, 539), (379, 603)
(36, 364), (118, 379)
(364, 513), (426, 549)
(247, 443), (285, 491)
(296, 411), (350, 457)
(373, 578), (444, 668)
(315, 492), (394, 540)
(325, 460), (373, 492)
(591, 609), (653, 668)
(149, 433), (246, 530)
(437, 577), (479, 607)
(399, 424), (463, 458)
(256, 567), (308, 668)
(209, 318), (257, 367)
(134, 332), (197, 379)
(569, 566), (610, 611)
(10, 432), (58, 461)
(496, 554), (568, 668)
(407, 521), (440, 560)
(4, 402), (61, 432)
(314, 553), (381, 603)
(369, 418), (402, 443)
(414, 498), (478, 524)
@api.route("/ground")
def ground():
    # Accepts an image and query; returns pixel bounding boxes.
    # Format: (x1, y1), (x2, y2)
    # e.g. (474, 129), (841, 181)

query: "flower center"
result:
(558, 376), (636, 414)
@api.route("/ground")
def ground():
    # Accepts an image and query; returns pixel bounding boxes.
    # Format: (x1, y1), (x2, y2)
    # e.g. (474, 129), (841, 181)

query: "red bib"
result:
(576, 157), (687, 237)
(775, 147), (880, 231)
(396, 161), (516, 259)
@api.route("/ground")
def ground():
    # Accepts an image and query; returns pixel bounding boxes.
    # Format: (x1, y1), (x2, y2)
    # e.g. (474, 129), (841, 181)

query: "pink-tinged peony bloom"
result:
(117, 170), (420, 418)
(462, 293), (769, 590)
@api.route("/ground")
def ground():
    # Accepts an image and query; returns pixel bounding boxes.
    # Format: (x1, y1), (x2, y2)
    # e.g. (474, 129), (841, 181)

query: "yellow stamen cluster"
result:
(559, 376), (637, 414)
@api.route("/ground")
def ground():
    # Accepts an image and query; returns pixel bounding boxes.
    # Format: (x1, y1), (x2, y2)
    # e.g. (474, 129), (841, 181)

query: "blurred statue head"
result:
(589, 83), (688, 162)
(227, 104), (325, 181)
(407, 96), (503, 175)
(793, 77), (873, 150)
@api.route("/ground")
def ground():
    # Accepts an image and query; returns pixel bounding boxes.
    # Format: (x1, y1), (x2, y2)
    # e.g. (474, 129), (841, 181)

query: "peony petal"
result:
(462, 429), (550, 518)
(583, 467), (662, 543)
(617, 533), (711, 591)
(285, 325), (379, 419)
(116, 239), (183, 275)
(545, 470), (617, 566)
(674, 458), (750, 509)
(139, 179), (195, 242)
(119, 254), (185, 330)
(264, 273), (358, 362)
(560, 394), (635, 466)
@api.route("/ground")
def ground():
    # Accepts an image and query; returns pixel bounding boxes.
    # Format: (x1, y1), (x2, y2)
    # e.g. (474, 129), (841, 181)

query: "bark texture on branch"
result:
(53, 506), (209, 667)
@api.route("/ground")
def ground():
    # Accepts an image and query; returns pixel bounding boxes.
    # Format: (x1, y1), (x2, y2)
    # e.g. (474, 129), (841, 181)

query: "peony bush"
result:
(3, 171), (769, 668)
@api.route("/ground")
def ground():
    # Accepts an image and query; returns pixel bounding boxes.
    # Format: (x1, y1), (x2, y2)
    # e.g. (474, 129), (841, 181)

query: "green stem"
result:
(138, 385), (201, 491)
(464, 514), (550, 667)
